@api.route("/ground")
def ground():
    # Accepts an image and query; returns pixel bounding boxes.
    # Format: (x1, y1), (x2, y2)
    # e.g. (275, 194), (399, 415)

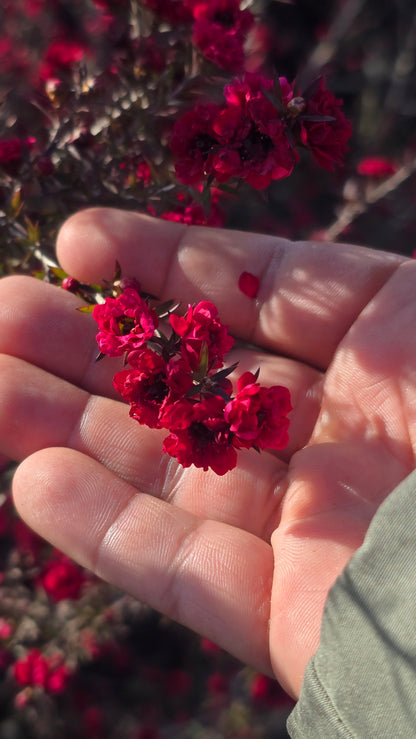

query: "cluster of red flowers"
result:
(38, 553), (86, 602)
(170, 73), (352, 189)
(92, 280), (291, 476)
(142, 0), (255, 71)
(13, 649), (72, 695)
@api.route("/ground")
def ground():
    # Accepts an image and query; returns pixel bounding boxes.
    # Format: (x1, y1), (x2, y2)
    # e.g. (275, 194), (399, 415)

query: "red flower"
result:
(212, 73), (297, 188)
(0, 619), (13, 640)
(39, 39), (89, 81)
(13, 650), (71, 694)
(163, 396), (237, 475)
(113, 349), (192, 428)
(225, 371), (291, 450)
(0, 137), (23, 165)
(161, 187), (226, 227)
(119, 156), (152, 186)
(93, 288), (158, 357)
(24, 0), (45, 16)
(357, 156), (397, 178)
(47, 664), (72, 694)
(207, 671), (229, 694)
(170, 301), (234, 372)
(0, 136), (35, 174)
(200, 637), (222, 654)
(298, 77), (352, 170)
(250, 671), (294, 708)
(170, 104), (223, 185)
(238, 271), (259, 298)
(39, 557), (85, 601)
(191, 0), (255, 72)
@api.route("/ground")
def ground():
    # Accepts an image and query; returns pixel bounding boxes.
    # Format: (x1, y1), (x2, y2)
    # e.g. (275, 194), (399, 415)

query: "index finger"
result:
(57, 208), (404, 369)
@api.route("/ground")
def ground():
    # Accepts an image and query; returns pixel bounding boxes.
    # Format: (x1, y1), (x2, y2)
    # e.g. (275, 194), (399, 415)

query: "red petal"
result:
(238, 271), (259, 298)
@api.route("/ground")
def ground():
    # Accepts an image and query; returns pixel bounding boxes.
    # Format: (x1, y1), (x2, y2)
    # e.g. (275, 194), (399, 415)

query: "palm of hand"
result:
(0, 209), (413, 698)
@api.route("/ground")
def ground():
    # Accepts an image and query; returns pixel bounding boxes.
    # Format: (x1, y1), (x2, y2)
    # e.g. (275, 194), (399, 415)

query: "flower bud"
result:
(286, 96), (306, 117)
(62, 276), (80, 293)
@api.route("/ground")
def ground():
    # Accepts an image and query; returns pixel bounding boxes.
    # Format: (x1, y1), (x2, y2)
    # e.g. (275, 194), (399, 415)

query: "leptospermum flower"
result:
(191, 0), (255, 72)
(170, 72), (351, 189)
(87, 271), (292, 475)
(13, 649), (72, 694)
(224, 371), (292, 450)
(170, 300), (234, 371)
(93, 287), (159, 357)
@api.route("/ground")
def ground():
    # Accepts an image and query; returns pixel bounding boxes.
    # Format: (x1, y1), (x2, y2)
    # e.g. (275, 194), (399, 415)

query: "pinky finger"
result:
(12, 446), (274, 675)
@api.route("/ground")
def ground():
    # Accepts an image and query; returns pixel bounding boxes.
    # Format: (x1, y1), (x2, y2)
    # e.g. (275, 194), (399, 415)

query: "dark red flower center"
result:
(190, 421), (215, 448)
(145, 375), (168, 403)
(213, 10), (235, 28)
(118, 316), (135, 335)
(239, 126), (273, 162)
(192, 133), (218, 160)
(257, 410), (266, 426)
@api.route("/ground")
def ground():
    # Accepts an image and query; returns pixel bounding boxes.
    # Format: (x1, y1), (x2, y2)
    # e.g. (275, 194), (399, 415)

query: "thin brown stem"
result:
(323, 157), (416, 242)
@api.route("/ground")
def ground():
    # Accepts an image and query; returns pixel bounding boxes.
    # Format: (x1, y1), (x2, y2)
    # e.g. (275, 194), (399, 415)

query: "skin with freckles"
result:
(0, 207), (415, 698)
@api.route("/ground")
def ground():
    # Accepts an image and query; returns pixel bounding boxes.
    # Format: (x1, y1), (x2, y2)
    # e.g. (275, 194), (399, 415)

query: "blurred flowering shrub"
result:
(0, 0), (355, 281)
(1, 0), (416, 736)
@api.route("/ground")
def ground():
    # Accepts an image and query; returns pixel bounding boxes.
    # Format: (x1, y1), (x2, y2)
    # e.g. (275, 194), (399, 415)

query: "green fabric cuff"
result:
(287, 469), (416, 738)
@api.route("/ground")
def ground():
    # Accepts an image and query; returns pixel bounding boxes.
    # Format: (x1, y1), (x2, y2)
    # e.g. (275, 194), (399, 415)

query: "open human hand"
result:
(0, 208), (413, 698)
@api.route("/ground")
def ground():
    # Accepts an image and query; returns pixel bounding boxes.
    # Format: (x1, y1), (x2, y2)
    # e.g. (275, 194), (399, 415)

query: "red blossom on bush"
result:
(93, 288), (159, 357)
(38, 556), (86, 601)
(39, 39), (89, 81)
(0, 138), (24, 166)
(0, 136), (35, 175)
(207, 671), (229, 694)
(163, 396), (237, 475)
(296, 77), (352, 170)
(170, 104), (223, 185)
(200, 637), (222, 654)
(170, 300), (234, 372)
(224, 371), (292, 450)
(170, 73), (350, 188)
(161, 201), (224, 227)
(250, 671), (295, 708)
(23, 0), (45, 17)
(0, 619), (13, 641)
(212, 73), (298, 188)
(13, 649), (71, 694)
(161, 187), (225, 227)
(191, 0), (255, 72)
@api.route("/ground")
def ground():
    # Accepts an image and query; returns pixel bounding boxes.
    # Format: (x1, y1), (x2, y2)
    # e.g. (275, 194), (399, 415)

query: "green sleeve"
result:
(287, 469), (416, 738)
